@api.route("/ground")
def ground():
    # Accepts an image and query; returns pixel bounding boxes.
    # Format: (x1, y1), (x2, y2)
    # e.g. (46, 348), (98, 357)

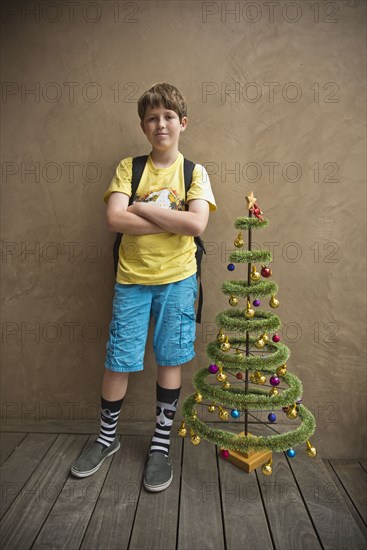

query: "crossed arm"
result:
(106, 192), (210, 236)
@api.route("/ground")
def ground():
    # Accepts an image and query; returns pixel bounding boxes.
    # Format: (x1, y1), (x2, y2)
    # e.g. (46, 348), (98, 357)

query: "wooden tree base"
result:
(222, 432), (272, 473)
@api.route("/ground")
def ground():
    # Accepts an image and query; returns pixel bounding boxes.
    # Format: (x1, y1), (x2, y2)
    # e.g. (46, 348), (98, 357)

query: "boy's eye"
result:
(146, 113), (175, 122)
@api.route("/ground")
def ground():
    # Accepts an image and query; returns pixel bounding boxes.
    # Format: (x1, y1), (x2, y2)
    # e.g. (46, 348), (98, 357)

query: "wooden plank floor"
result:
(0, 430), (366, 550)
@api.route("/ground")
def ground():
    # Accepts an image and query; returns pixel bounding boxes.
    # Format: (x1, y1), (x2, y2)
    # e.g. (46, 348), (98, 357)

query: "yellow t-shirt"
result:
(104, 152), (217, 285)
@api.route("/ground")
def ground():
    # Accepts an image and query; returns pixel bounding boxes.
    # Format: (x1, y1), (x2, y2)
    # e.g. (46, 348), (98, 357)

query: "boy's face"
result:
(140, 104), (187, 152)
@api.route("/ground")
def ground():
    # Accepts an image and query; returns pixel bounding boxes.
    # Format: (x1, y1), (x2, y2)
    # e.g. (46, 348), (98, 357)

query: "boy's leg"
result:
(96, 370), (129, 448)
(144, 275), (197, 492)
(71, 282), (152, 478)
(149, 366), (181, 457)
(157, 364), (181, 389)
(143, 366), (182, 492)
(70, 370), (128, 478)
(102, 368), (130, 400)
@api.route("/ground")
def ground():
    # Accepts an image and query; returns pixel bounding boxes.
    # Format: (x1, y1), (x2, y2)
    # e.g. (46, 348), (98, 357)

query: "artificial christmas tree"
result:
(180, 192), (316, 475)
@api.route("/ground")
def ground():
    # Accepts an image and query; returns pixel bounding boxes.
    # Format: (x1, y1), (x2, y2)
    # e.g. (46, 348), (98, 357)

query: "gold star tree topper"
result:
(246, 191), (257, 210)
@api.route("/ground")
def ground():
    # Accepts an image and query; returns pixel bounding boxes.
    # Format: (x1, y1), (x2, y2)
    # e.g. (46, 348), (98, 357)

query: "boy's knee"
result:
(104, 368), (129, 378)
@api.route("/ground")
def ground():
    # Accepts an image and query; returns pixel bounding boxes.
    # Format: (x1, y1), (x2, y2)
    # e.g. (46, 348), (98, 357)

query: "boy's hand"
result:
(106, 192), (167, 235)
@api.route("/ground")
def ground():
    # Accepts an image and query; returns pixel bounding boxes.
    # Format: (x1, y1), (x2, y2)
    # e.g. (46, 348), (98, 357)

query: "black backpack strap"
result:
(193, 236), (206, 323)
(196, 280), (204, 324)
(113, 155), (148, 274)
(183, 158), (195, 196)
(183, 158), (206, 324)
(131, 155), (148, 203)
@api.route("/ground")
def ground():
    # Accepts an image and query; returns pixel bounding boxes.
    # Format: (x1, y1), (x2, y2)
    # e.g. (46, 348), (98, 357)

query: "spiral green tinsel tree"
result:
(180, 192), (317, 475)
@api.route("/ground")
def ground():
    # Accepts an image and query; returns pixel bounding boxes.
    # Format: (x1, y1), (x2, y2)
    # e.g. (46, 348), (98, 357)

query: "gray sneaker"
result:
(143, 452), (173, 492)
(70, 438), (120, 478)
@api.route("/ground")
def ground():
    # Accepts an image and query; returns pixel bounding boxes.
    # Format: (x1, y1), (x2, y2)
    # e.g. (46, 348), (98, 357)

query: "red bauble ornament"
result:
(261, 266), (272, 278)
(221, 449), (230, 459)
(272, 334), (280, 342)
(236, 372), (243, 380)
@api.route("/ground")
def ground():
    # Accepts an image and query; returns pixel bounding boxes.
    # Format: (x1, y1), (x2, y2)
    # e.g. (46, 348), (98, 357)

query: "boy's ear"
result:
(180, 116), (188, 132)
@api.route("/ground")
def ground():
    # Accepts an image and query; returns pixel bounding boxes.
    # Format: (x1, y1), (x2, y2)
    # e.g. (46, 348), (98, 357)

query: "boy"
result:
(71, 83), (216, 492)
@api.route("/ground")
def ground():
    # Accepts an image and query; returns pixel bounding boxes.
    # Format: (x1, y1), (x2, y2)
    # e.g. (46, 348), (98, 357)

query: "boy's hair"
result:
(138, 83), (187, 122)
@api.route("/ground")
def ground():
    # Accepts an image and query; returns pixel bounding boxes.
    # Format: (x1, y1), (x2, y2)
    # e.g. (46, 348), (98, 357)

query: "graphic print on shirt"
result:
(134, 187), (186, 211)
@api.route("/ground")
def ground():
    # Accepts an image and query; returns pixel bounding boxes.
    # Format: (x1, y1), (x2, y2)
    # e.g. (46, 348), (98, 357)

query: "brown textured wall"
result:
(1, 0), (366, 458)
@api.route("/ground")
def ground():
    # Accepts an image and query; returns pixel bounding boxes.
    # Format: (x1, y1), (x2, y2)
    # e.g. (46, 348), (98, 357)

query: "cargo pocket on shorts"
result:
(106, 320), (121, 358)
(180, 307), (196, 349)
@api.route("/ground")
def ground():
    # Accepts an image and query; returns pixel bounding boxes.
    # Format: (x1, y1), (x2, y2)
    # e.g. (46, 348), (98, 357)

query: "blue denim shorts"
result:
(104, 274), (198, 372)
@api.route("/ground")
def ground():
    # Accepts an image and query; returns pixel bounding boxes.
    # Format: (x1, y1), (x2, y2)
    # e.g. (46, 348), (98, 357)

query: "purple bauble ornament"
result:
(270, 376), (280, 387)
(296, 398), (302, 404)
(268, 413), (277, 423)
(253, 299), (261, 307)
(227, 263), (235, 271)
(208, 363), (219, 374)
(272, 334), (280, 342)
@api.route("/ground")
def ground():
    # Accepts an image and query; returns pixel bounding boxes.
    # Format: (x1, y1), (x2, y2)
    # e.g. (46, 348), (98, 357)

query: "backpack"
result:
(112, 155), (206, 323)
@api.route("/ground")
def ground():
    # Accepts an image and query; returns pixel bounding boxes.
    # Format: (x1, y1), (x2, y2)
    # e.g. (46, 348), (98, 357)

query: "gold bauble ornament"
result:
(251, 371), (265, 384)
(229, 295), (238, 306)
(216, 369), (227, 382)
(191, 434), (201, 445)
(220, 337), (231, 352)
(307, 447), (317, 458)
(269, 387), (278, 396)
(194, 392), (203, 403)
(269, 295), (280, 308)
(178, 421), (187, 437)
(217, 329), (227, 343)
(245, 300), (255, 318)
(255, 338), (265, 349)
(222, 381), (231, 389)
(261, 457), (273, 476)
(218, 407), (229, 420)
(234, 233), (244, 248)
(276, 364), (287, 376)
(306, 440), (317, 457)
(208, 403), (216, 413)
(251, 265), (261, 281)
(235, 348), (244, 359)
(287, 405), (298, 419)
(261, 333), (269, 343)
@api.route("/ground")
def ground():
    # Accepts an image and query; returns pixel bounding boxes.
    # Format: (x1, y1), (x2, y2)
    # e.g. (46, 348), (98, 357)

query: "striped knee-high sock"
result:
(96, 395), (124, 448)
(149, 383), (181, 457)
